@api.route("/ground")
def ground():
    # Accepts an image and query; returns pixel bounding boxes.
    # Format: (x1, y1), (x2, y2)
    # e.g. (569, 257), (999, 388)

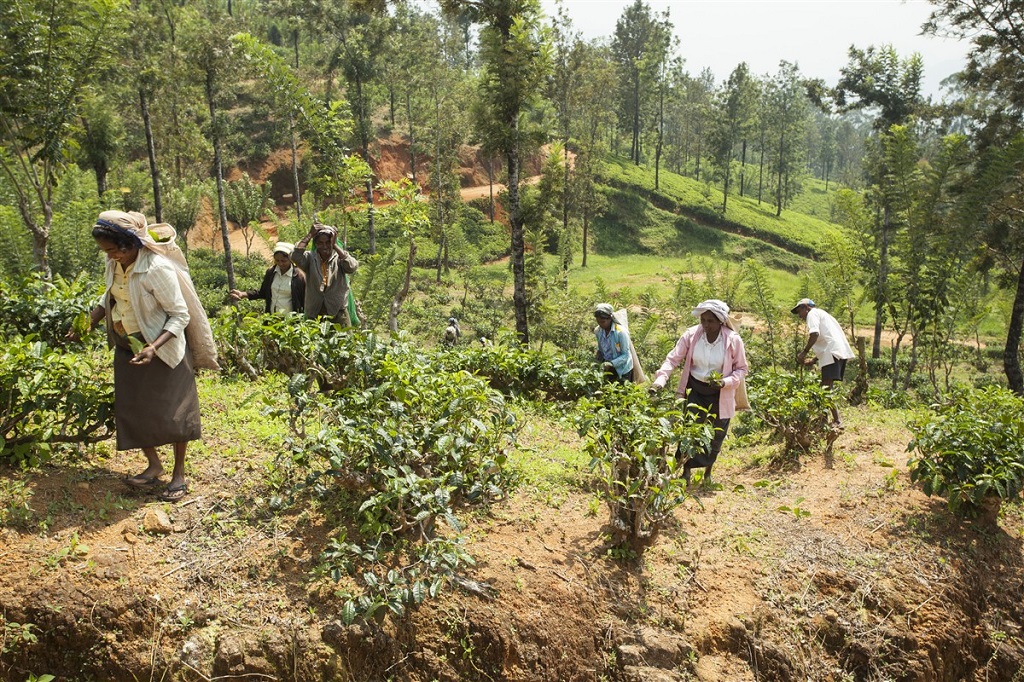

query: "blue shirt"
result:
(595, 323), (634, 378)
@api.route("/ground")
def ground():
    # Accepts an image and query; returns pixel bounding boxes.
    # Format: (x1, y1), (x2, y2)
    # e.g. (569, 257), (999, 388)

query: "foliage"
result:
(908, 386), (1024, 516)
(575, 382), (712, 552)
(225, 173), (272, 227)
(746, 370), (840, 460)
(163, 183), (209, 252)
(0, 273), (102, 348)
(257, 329), (518, 622)
(0, 338), (114, 465)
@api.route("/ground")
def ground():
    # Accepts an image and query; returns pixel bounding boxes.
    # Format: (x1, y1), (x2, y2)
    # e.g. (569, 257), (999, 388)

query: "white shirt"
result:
(270, 267), (294, 314)
(806, 308), (854, 367)
(689, 332), (726, 382)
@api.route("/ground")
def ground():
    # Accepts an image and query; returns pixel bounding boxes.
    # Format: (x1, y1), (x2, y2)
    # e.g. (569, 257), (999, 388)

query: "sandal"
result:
(125, 474), (163, 489)
(159, 482), (189, 502)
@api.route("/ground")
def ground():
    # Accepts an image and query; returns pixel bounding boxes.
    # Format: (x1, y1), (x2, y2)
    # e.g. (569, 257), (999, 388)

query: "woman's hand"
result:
(129, 345), (158, 365)
(229, 289), (247, 301)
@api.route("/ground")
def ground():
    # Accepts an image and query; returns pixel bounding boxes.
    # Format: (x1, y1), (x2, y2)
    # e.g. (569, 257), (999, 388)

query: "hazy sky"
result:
(538, 0), (970, 97)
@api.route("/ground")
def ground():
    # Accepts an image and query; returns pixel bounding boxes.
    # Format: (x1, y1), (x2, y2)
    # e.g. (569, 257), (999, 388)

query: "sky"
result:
(538, 0), (970, 97)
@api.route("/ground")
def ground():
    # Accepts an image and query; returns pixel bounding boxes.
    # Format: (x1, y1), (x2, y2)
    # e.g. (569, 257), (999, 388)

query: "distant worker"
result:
(291, 223), (359, 326)
(791, 298), (854, 425)
(593, 303), (635, 383)
(650, 299), (749, 482)
(229, 241), (306, 314)
(443, 317), (461, 346)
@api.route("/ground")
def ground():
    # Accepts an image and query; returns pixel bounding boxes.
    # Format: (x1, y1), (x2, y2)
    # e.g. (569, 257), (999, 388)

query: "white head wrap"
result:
(691, 299), (735, 330)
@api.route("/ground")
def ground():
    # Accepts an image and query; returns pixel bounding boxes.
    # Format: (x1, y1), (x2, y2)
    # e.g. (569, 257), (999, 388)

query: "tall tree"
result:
(834, 44), (925, 357)
(925, 0), (1024, 392)
(764, 61), (810, 217)
(712, 62), (757, 212)
(0, 0), (128, 275)
(442, 0), (550, 344)
(611, 0), (671, 165)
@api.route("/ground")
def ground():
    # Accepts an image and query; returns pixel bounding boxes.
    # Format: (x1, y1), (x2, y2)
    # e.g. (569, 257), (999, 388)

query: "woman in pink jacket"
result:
(650, 299), (749, 482)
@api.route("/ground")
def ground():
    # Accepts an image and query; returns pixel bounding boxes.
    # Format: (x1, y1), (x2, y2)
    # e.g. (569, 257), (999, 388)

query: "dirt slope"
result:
(1, 401), (1022, 681)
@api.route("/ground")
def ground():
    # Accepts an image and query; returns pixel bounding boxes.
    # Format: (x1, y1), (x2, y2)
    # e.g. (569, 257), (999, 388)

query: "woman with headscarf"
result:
(650, 299), (749, 482)
(443, 317), (461, 346)
(229, 241), (306, 314)
(593, 303), (634, 383)
(290, 223), (359, 325)
(69, 210), (216, 502)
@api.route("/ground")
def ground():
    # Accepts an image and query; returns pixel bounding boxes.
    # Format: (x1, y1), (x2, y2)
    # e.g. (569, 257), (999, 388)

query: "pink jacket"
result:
(652, 325), (749, 418)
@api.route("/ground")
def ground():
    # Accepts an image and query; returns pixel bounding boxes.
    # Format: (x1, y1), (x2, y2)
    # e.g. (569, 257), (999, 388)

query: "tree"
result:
(443, 0), (551, 345)
(0, 0), (128, 276)
(76, 93), (125, 198)
(764, 61), (810, 217)
(834, 45), (925, 358)
(712, 62), (757, 212)
(611, 0), (672, 165)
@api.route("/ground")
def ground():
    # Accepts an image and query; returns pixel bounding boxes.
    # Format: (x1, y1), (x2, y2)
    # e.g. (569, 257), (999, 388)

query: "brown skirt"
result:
(111, 332), (202, 450)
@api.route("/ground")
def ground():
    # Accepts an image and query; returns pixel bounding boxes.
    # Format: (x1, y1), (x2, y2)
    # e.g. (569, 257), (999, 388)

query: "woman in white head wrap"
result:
(650, 299), (749, 481)
(69, 210), (213, 502)
(230, 242), (307, 314)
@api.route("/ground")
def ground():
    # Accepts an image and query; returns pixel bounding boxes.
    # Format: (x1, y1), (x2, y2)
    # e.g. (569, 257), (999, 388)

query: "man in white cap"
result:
(230, 241), (306, 314)
(792, 298), (854, 425)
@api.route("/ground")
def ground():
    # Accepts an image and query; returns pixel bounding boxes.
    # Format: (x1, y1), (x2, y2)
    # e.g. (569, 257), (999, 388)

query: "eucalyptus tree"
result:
(441, 0), (551, 344)
(763, 61), (811, 217)
(570, 40), (616, 268)
(313, 0), (392, 254)
(611, 0), (672, 165)
(0, 0), (129, 275)
(76, 93), (125, 198)
(834, 44), (925, 357)
(181, 6), (244, 289)
(924, 0), (1024, 393)
(712, 62), (757, 212)
(682, 68), (715, 181)
(550, 6), (585, 248)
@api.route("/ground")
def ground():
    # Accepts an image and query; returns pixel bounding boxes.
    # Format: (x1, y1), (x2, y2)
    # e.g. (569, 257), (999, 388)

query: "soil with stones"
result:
(1, 402), (1023, 681)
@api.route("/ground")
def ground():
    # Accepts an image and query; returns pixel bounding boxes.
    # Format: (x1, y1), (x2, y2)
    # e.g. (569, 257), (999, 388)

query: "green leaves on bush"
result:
(237, 322), (520, 622)
(576, 383), (712, 553)
(908, 386), (1024, 516)
(0, 273), (102, 348)
(746, 371), (840, 460)
(0, 339), (114, 465)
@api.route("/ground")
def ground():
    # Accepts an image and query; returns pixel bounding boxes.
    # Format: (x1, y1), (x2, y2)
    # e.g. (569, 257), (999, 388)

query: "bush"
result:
(908, 386), (1024, 516)
(0, 339), (114, 465)
(257, 329), (519, 622)
(575, 383), (712, 554)
(0, 273), (103, 348)
(225, 173), (271, 227)
(746, 370), (840, 461)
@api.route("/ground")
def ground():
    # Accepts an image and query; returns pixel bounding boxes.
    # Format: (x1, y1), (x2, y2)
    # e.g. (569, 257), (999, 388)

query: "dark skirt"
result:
(111, 331), (202, 450)
(682, 376), (731, 468)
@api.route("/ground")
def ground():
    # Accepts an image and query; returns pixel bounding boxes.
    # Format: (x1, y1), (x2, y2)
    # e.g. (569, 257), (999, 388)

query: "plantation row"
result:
(2, 273), (1022, 623)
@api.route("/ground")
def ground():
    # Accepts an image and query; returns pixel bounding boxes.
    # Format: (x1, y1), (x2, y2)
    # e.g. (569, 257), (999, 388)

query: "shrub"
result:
(908, 386), (1024, 516)
(0, 273), (103, 348)
(576, 383), (712, 554)
(746, 370), (840, 461)
(225, 173), (271, 227)
(0, 339), (114, 465)
(258, 329), (519, 622)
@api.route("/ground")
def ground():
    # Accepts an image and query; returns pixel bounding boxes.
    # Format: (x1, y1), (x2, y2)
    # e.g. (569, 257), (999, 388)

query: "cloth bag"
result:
(612, 308), (647, 384)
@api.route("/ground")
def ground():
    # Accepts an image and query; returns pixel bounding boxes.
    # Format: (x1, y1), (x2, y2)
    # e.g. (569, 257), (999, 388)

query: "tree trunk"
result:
(739, 139), (747, 197)
(654, 84), (663, 190)
(775, 131), (785, 218)
(206, 72), (235, 290)
(757, 127), (766, 204)
(632, 69), (641, 164)
(722, 157), (731, 214)
(407, 94), (417, 187)
(508, 143), (529, 345)
(94, 162), (108, 198)
(292, 28), (299, 70)
(389, 238), (416, 333)
(140, 88), (162, 223)
(487, 158), (495, 222)
(290, 119), (302, 220)
(1004, 254), (1024, 395)
(872, 205), (891, 359)
(366, 178), (376, 255)
(581, 210), (589, 268)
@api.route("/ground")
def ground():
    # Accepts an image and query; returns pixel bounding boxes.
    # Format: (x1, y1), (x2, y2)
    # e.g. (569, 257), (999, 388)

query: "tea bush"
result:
(576, 383), (712, 553)
(908, 386), (1024, 516)
(0, 273), (102, 348)
(227, 325), (522, 622)
(746, 370), (840, 461)
(0, 339), (114, 465)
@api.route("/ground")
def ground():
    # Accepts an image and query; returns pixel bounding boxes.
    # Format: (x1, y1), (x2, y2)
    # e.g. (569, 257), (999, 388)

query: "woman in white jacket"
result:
(650, 299), (749, 482)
